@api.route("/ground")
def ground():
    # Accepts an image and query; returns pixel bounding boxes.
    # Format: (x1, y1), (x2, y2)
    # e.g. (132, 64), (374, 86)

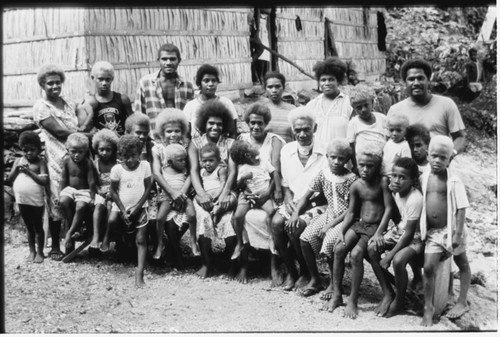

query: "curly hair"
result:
(387, 111), (410, 128)
(326, 138), (352, 159)
(356, 143), (383, 165)
(406, 123), (431, 145)
(287, 105), (316, 127)
(263, 71), (286, 87)
(19, 131), (42, 149)
(195, 100), (234, 135)
(393, 157), (419, 182)
(229, 140), (254, 165)
(429, 135), (454, 158)
(312, 57), (347, 83)
(195, 64), (220, 88)
(244, 102), (272, 125)
(200, 142), (221, 160)
(400, 59), (432, 81)
(37, 64), (65, 87)
(66, 132), (89, 150)
(92, 128), (119, 153)
(158, 43), (181, 61)
(91, 61), (115, 78)
(117, 134), (142, 157)
(164, 143), (187, 163)
(349, 84), (376, 104)
(154, 108), (189, 139)
(125, 113), (150, 133)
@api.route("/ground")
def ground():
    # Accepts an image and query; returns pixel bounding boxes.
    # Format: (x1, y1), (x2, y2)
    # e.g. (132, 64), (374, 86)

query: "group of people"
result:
(10, 43), (471, 326)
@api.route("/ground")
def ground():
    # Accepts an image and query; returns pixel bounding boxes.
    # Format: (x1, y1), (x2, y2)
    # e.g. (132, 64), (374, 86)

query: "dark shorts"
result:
(351, 219), (378, 239)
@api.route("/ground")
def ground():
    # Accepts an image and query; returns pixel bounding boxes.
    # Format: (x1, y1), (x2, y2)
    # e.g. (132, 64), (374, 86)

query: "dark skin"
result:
(158, 51), (180, 107)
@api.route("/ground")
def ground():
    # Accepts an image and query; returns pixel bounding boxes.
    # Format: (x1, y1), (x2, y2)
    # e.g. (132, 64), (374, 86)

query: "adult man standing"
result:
(387, 59), (467, 159)
(134, 43), (194, 137)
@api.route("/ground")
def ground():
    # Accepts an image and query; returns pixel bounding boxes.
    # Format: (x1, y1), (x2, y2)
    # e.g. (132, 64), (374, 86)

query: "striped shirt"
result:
(265, 99), (295, 143)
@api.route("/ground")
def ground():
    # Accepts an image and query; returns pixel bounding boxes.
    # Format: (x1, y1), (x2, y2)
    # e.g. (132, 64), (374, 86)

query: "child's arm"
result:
(121, 94), (135, 117)
(452, 208), (466, 248)
(287, 189), (315, 231)
(368, 176), (394, 250)
(58, 158), (70, 195)
(337, 183), (360, 244)
(110, 180), (126, 215)
(212, 166), (227, 202)
(129, 176), (152, 218)
(152, 149), (185, 206)
(380, 219), (418, 269)
(86, 158), (97, 203)
(7, 157), (22, 186)
(188, 143), (213, 210)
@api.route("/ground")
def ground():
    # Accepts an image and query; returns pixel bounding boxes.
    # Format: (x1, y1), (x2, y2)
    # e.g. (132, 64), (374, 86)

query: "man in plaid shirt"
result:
(134, 43), (194, 139)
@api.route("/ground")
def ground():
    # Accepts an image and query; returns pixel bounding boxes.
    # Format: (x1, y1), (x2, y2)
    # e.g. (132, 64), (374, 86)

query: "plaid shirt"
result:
(133, 69), (194, 133)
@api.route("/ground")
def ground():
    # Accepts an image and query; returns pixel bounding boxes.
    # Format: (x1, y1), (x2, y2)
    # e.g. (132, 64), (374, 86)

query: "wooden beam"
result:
(477, 5), (497, 43)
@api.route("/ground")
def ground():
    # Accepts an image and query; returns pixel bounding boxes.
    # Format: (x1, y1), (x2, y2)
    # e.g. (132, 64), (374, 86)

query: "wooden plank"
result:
(433, 257), (452, 317)
(477, 5), (497, 42)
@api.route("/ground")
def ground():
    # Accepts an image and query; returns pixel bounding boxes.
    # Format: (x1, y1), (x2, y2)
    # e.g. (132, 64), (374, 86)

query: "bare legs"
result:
(19, 204), (45, 263)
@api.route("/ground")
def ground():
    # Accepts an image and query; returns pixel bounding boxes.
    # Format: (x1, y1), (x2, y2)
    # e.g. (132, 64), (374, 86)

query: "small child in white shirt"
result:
(382, 111), (412, 177)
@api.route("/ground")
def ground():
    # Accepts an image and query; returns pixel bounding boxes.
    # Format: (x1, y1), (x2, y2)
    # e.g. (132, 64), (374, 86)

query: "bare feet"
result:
(196, 265), (211, 279)
(236, 267), (248, 284)
(48, 249), (63, 261)
(384, 299), (404, 318)
(231, 243), (244, 260)
(320, 284), (334, 301)
(64, 239), (75, 255)
(135, 269), (145, 288)
(324, 294), (343, 312)
(100, 241), (110, 253)
(282, 274), (296, 291)
(294, 275), (309, 289)
(374, 294), (394, 317)
(343, 300), (359, 319)
(191, 241), (201, 257)
(420, 305), (435, 326)
(270, 268), (284, 288)
(27, 252), (36, 262)
(153, 242), (163, 260)
(33, 252), (44, 263)
(446, 302), (469, 320)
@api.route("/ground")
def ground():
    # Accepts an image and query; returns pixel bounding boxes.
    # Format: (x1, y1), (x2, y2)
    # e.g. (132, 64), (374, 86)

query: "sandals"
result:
(48, 250), (64, 261)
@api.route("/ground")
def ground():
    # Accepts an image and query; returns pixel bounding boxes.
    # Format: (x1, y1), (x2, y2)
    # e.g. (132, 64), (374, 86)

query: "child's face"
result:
(326, 146), (349, 175)
(122, 148), (141, 170)
(200, 151), (219, 173)
(357, 154), (380, 181)
(200, 74), (218, 98)
(428, 144), (451, 173)
(387, 120), (407, 143)
(67, 142), (88, 164)
(163, 122), (183, 145)
(93, 70), (113, 94)
(265, 77), (284, 103)
(130, 124), (149, 144)
(169, 153), (187, 172)
(352, 99), (374, 121)
(43, 75), (63, 99)
(22, 144), (41, 163)
(244, 146), (261, 166)
(97, 140), (114, 162)
(391, 166), (414, 195)
(408, 135), (428, 163)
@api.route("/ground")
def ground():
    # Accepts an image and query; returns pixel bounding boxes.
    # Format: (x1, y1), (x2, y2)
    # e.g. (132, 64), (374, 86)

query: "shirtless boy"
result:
(59, 133), (97, 255)
(420, 135), (470, 326)
(327, 144), (393, 319)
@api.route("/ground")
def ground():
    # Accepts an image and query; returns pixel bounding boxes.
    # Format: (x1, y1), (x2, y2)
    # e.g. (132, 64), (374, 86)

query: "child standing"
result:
(327, 144), (393, 318)
(107, 134), (152, 288)
(406, 123), (431, 174)
(8, 131), (49, 263)
(199, 143), (227, 224)
(382, 111), (412, 176)
(367, 157), (424, 318)
(229, 140), (278, 260)
(420, 135), (470, 326)
(59, 133), (97, 255)
(89, 129), (119, 252)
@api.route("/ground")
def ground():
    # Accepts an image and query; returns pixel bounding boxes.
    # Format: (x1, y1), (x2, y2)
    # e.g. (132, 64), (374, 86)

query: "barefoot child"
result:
(199, 143), (227, 224)
(420, 135), (470, 326)
(297, 139), (358, 298)
(8, 131), (49, 263)
(381, 111), (412, 177)
(107, 135), (152, 287)
(367, 157), (424, 318)
(327, 144), (393, 318)
(89, 129), (119, 252)
(229, 140), (278, 260)
(59, 133), (97, 255)
(406, 123), (431, 174)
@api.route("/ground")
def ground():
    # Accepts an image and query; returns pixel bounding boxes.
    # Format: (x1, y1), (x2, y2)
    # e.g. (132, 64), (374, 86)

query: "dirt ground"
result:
(3, 135), (498, 333)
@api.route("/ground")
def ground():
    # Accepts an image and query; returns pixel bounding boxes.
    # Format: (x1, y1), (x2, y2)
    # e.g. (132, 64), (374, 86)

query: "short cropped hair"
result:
(91, 61), (115, 78)
(125, 113), (150, 133)
(393, 157), (419, 182)
(387, 111), (410, 128)
(164, 143), (187, 163)
(469, 47), (478, 55)
(196, 100), (234, 135)
(200, 142), (221, 160)
(158, 43), (181, 61)
(349, 84), (376, 104)
(19, 131), (42, 149)
(117, 134), (142, 157)
(288, 105), (316, 127)
(429, 135), (454, 157)
(92, 128), (119, 153)
(312, 57), (347, 83)
(244, 102), (272, 125)
(263, 71), (286, 87)
(195, 64), (220, 88)
(229, 140), (253, 165)
(356, 143), (383, 165)
(400, 59), (432, 81)
(37, 64), (65, 87)
(66, 132), (89, 150)
(406, 123), (431, 145)
(154, 108), (189, 139)
(327, 138), (352, 159)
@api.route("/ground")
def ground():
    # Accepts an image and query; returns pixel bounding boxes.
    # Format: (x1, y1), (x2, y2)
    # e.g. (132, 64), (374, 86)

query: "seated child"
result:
(297, 139), (358, 298)
(89, 129), (119, 252)
(8, 131), (49, 263)
(406, 123), (431, 174)
(327, 144), (393, 319)
(420, 135), (470, 326)
(346, 85), (387, 170)
(59, 132), (97, 255)
(106, 134), (152, 288)
(78, 61), (134, 135)
(229, 140), (278, 260)
(367, 157), (424, 318)
(199, 143), (227, 224)
(382, 111), (412, 177)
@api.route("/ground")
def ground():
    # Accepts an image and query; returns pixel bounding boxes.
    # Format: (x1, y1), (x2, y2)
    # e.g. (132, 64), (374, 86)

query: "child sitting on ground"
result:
(8, 131), (49, 263)
(89, 129), (119, 252)
(382, 111), (412, 177)
(229, 140), (278, 260)
(199, 143), (227, 224)
(327, 144), (393, 319)
(296, 139), (358, 298)
(420, 135), (470, 326)
(59, 132), (97, 255)
(405, 123), (431, 174)
(106, 134), (152, 288)
(367, 157), (424, 318)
